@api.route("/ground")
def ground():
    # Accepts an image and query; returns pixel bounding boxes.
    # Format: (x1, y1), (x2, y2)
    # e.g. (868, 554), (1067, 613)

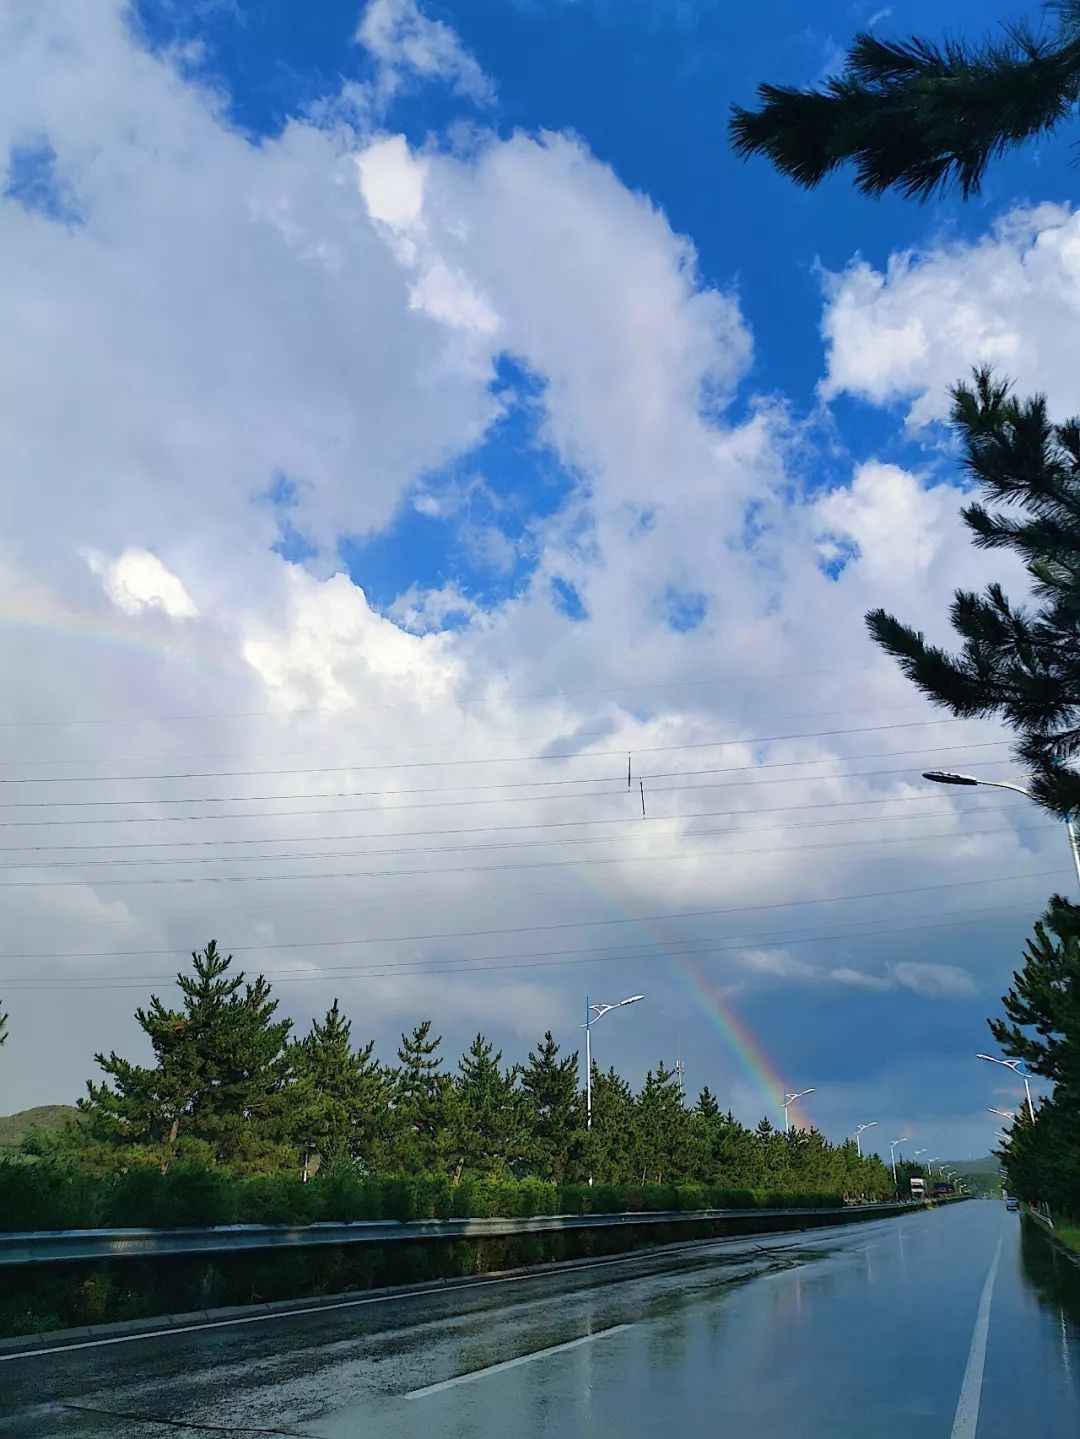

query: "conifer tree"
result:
(520, 1031), (581, 1182)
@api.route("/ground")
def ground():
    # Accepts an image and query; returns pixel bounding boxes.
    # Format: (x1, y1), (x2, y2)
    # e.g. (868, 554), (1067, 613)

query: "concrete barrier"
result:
(0, 1202), (918, 1266)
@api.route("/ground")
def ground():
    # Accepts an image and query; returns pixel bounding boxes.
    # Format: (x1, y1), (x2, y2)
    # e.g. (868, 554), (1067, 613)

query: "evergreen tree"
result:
(731, 6), (1080, 201)
(293, 1000), (390, 1178)
(453, 1034), (527, 1179)
(520, 1031), (581, 1182)
(694, 1086), (720, 1118)
(392, 1022), (457, 1173)
(866, 370), (1080, 821)
(79, 941), (295, 1173)
(989, 899), (1080, 1103)
(630, 1063), (688, 1184)
(582, 1065), (635, 1183)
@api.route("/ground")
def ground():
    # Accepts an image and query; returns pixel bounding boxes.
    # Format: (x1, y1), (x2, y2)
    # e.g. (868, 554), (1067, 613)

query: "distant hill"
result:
(939, 1156), (1003, 1198)
(0, 1105), (80, 1147)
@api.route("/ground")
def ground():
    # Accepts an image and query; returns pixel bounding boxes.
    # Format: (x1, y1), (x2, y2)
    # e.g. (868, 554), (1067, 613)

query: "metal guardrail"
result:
(0, 1202), (913, 1266)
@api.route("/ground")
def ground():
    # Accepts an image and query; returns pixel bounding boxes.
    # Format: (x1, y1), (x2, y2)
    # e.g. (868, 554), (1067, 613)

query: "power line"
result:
(0, 816), (1058, 886)
(0, 716), (984, 785)
(0, 755), (1023, 827)
(0, 797), (1029, 860)
(0, 901), (1050, 992)
(0, 813), (1051, 872)
(0, 892), (1046, 984)
(0, 866), (1061, 960)
(0, 744), (1015, 814)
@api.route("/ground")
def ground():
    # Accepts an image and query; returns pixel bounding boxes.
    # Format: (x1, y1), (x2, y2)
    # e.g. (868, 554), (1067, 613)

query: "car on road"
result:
(1005, 1197), (1019, 1211)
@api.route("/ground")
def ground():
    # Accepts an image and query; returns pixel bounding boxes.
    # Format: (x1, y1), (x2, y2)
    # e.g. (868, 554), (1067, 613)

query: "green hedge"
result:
(0, 1160), (843, 1232)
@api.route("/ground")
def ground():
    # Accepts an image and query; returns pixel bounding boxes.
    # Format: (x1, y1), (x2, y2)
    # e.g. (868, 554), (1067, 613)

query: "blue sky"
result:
(131, 0), (1079, 610)
(3, 0), (1078, 1157)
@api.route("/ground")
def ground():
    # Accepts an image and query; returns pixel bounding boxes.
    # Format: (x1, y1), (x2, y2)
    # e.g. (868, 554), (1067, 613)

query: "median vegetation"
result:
(1, 941), (894, 1222)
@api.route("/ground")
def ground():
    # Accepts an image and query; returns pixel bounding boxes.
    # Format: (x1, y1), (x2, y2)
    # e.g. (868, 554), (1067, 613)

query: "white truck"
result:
(910, 1177), (926, 1201)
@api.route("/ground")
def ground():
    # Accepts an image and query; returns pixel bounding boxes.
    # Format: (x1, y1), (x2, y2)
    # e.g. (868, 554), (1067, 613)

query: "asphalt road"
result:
(3, 1202), (1079, 1438)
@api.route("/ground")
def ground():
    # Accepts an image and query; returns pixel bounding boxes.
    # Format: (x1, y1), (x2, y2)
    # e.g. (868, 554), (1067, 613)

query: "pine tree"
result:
(866, 369), (1080, 820)
(293, 999), (391, 1178)
(582, 1065), (635, 1183)
(731, 6), (1080, 200)
(695, 1086), (720, 1118)
(989, 898), (1080, 1103)
(392, 1022), (457, 1173)
(80, 941), (295, 1173)
(631, 1063), (688, 1184)
(453, 1034), (526, 1179)
(520, 1031), (581, 1183)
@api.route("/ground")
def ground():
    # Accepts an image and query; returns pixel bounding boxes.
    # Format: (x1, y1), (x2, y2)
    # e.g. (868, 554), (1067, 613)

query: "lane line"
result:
(0, 1236), (790, 1363)
(403, 1324), (633, 1399)
(950, 1229), (1004, 1439)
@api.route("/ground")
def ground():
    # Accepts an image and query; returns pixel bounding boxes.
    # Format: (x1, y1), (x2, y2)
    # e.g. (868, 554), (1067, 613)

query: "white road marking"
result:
(0, 1243), (735, 1363)
(950, 1229), (1004, 1439)
(403, 1323), (633, 1399)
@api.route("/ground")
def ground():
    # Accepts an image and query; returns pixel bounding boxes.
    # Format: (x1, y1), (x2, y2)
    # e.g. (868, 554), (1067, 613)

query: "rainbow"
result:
(0, 590), (241, 675)
(580, 874), (802, 1129)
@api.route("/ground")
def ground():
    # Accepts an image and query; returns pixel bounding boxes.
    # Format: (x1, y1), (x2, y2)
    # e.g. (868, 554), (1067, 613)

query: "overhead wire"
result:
(0, 745), (1017, 815)
(0, 797), (1032, 862)
(0, 866), (1063, 961)
(0, 715), (988, 785)
(0, 811), (1053, 872)
(0, 895), (1056, 991)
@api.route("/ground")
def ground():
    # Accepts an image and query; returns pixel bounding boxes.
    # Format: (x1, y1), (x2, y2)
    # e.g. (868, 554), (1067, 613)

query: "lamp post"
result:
(977, 1053), (1036, 1123)
(583, 994), (643, 1131)
(890, 1137), (910, 1187)
(913, 1148), (927, 1172)
(855, 1121), (878, 1157)
(929, 1156), (941, 1176)
(783, 1088), (815, 1133)
(922, 771), (1080, 888)
(988, 1107), (1014, 1122)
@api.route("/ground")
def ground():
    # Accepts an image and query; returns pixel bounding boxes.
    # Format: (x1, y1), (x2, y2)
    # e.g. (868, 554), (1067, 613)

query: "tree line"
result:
(734, 3), (1080, 1224)
(6, 941), (890, 1200)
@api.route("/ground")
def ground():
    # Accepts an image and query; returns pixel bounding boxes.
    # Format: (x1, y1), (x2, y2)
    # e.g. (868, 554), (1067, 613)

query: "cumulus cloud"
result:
(87, 547), (198, 620)
(820, 203), (1080, 425)
(0, 0), (1054, 1153)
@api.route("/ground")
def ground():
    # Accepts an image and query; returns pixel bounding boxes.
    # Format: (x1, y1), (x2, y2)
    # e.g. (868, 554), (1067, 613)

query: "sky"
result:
(2, 0), (1078, 1160)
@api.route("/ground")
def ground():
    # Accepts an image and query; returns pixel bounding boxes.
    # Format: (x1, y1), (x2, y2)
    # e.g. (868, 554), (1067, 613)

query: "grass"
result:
(1052, 1222), (1080, 1257)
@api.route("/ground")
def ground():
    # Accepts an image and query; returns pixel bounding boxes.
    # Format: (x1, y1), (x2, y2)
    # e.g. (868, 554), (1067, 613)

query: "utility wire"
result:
(0, 866), (1061, 960)
(0, 813), (1050, 871)
(3, 901), (1051, 992)
(0, 716), (984, 785)
(0, 798), (1029, 860)
(0, 746), (1016, 814)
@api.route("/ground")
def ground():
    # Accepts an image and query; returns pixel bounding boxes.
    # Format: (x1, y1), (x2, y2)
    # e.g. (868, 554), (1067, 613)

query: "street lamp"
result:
(929, 1156), (941, 1176)
(582, 994), (643, 1131)
(890, 1137), (910, 1187)
(783, 1088), (815, 1133)
(855, 1121), (878, 1157)
(922, 771), (1080, 887)
(913, 1148), (928, 1171)
(977, 1053), (1036, 1123)
(988, 1107), (1014, 1121)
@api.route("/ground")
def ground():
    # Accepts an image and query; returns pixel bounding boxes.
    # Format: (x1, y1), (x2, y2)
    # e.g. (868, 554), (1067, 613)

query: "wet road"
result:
(3, 1202), (1079, 1438)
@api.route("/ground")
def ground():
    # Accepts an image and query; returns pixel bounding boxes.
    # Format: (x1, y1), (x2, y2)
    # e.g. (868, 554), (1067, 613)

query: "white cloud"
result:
(820, 203), (1080, 425)
(0, 1), (1053, 1148)
(356, 0), (495, 108)
(87, 547), (198, 620)
(892, 962), (977, 998)
(828, 966), (891, 991)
